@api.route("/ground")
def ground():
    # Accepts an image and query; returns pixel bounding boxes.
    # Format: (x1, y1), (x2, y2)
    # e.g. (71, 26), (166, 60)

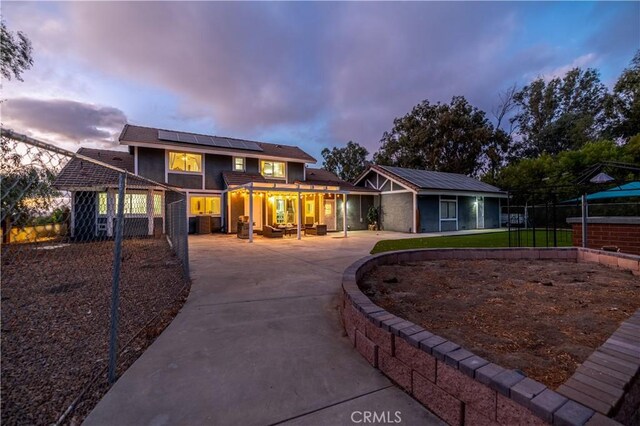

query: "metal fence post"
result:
(108, 173), (126, 384)
(180, 199), (189, 277)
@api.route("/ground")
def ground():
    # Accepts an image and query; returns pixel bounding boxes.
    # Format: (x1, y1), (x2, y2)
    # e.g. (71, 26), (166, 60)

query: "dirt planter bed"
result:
(340, 248), (640, 426)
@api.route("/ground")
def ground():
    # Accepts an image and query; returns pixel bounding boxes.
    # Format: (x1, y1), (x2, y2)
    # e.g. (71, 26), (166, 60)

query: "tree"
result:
(493, 138), (640, 203)
(511, 68), (608, 158)
(1, 135), (58, 243)
(321, 141), (369, 182)
(606, 50), (640, 140)
(1, 20), (34, 81)
(374, 96), (502, 177)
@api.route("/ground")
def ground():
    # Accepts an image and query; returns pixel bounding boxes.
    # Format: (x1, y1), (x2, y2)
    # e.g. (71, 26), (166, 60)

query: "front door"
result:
(244, 194), (263, 231)
(324, 199), (336, 231)
(477, 198), (485, 229)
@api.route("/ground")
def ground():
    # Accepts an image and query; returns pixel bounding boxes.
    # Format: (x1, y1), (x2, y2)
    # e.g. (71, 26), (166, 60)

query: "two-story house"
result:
(55, 124), (505, 241)
(55, 124), (378, 240)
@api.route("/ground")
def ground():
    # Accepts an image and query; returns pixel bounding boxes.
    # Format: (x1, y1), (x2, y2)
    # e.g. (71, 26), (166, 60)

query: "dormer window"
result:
(168, 152), (202, 173)
(261, 160), (285, 178)
(233, 157), (245, 172)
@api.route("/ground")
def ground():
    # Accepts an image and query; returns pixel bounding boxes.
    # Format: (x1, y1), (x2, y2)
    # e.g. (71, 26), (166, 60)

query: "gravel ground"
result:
(1, 238), (190, 425)
(362, 259), (640, 389)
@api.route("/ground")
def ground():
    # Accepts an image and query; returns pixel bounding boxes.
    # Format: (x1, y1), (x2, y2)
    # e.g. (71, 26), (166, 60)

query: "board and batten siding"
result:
(287, 162), (305, 184)
(137, 147), (165, 183)
(205, 153), (232, 190)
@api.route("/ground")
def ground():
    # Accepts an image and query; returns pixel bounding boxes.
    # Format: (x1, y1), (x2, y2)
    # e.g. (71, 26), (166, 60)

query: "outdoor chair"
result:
(264, 225), (284, 238)
(304, 224), (327, 236)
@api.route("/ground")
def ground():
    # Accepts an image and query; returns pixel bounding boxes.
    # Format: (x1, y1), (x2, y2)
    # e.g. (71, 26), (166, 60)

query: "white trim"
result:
(106, 188), (115, 237)
(380, 189), (412, 195)
(343, 194), (348, 237)
(297, 191), (302, 240)
(233, 156), (246, 172)
(147, 189), (154, 235)
(354, 168), (415, 193)
(419, 189), (507, 198)
(202, 153), (206, 190)
(439, 195), (459, 231)
(379, 178), (389, 191)
(365, 179), (376, 189)
(134, 146), (139, 175)
(164, 149), (169, 183)
(303, 166), (306, 181)
(123, 140), (317, 164)
(412, 193), (417, 233)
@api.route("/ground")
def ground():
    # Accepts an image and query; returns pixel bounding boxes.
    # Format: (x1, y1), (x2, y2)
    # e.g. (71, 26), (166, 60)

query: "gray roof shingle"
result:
(374, 165), (503, 193)
(54, 148), (156, 189)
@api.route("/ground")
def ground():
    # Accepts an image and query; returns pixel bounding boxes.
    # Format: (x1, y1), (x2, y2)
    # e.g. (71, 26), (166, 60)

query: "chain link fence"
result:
(1, 129), (190, 425)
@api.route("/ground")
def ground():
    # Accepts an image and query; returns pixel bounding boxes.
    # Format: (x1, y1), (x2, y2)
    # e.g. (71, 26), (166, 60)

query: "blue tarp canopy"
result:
(566, 181), (640, 202)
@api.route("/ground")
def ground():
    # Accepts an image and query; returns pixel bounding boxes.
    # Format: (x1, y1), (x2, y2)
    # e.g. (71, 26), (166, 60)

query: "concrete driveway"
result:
(85, 231), (443, 426)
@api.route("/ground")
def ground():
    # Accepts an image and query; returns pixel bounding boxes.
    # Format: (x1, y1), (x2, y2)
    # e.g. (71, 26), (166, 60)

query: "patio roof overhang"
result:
(226, 181), (347, 194)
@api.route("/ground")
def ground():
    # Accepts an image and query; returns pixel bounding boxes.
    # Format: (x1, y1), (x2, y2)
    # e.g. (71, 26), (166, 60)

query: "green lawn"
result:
(370, 229), (573, 254)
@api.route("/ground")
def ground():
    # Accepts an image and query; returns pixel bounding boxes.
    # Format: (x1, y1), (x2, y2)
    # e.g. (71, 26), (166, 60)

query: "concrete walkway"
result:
(85, 231), (444, 425)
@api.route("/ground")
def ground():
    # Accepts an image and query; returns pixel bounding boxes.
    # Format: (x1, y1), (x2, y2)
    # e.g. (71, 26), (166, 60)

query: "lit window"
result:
(98, 192), (148, 215)
(233, 157), (245, 172)
(261, 160), (285, 178)
(154, 193), (163, 217)
(169, 152), (202, 173)
(190, 196), (221, 216)
(98, 192), (108, 215)
(440, 199), (457, 219)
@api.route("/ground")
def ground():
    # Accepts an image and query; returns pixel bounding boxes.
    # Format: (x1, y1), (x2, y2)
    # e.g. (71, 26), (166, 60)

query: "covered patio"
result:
(226, 181), (351, 242)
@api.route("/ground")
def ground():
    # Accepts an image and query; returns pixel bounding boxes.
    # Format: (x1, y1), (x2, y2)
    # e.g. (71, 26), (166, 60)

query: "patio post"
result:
(343, 193), (348, 237)
(249, 186), (254, 243)
(297, 191), (302, 240)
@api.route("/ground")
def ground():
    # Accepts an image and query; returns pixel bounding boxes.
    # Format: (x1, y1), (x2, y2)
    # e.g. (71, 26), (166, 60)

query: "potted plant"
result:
(367, 205), (379, 231)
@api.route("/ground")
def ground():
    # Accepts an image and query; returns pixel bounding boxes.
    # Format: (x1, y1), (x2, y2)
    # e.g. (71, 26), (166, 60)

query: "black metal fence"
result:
(502, 186), (639, 248)
(1, 129), (190, 425)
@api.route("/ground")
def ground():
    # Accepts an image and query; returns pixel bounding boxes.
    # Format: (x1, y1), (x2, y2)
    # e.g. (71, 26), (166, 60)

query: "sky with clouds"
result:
(2, 1), (639, 159)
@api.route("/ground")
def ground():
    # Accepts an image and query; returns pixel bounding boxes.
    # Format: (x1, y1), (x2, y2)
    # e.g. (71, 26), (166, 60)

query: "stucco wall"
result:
(380, 192), (414, 233)
(137, 147), (165, 183)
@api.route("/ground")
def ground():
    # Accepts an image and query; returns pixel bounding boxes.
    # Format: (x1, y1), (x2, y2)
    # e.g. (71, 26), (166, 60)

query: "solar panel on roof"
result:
(158, 130), (179, 142)
(157, 130), (263, 152)
(177, 133), (197, 144)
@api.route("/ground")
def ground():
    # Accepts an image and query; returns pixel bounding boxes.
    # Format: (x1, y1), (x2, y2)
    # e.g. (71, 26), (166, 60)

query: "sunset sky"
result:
(2, 1), (639, 159)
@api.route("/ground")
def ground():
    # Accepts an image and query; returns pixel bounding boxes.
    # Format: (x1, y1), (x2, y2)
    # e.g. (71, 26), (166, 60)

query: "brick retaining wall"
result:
(341, 247), (640, 426)
(567, 217), (640, 256)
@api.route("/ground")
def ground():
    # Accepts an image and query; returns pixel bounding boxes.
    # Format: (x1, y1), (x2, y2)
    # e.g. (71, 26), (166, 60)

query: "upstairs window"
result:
(233, 157), (245, 172)
(169, 152), (202, 173)
(261, 160), (285, 178)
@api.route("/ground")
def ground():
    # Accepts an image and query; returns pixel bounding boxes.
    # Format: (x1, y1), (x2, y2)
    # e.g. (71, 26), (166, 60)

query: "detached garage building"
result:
(354, 165), (506, 233)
